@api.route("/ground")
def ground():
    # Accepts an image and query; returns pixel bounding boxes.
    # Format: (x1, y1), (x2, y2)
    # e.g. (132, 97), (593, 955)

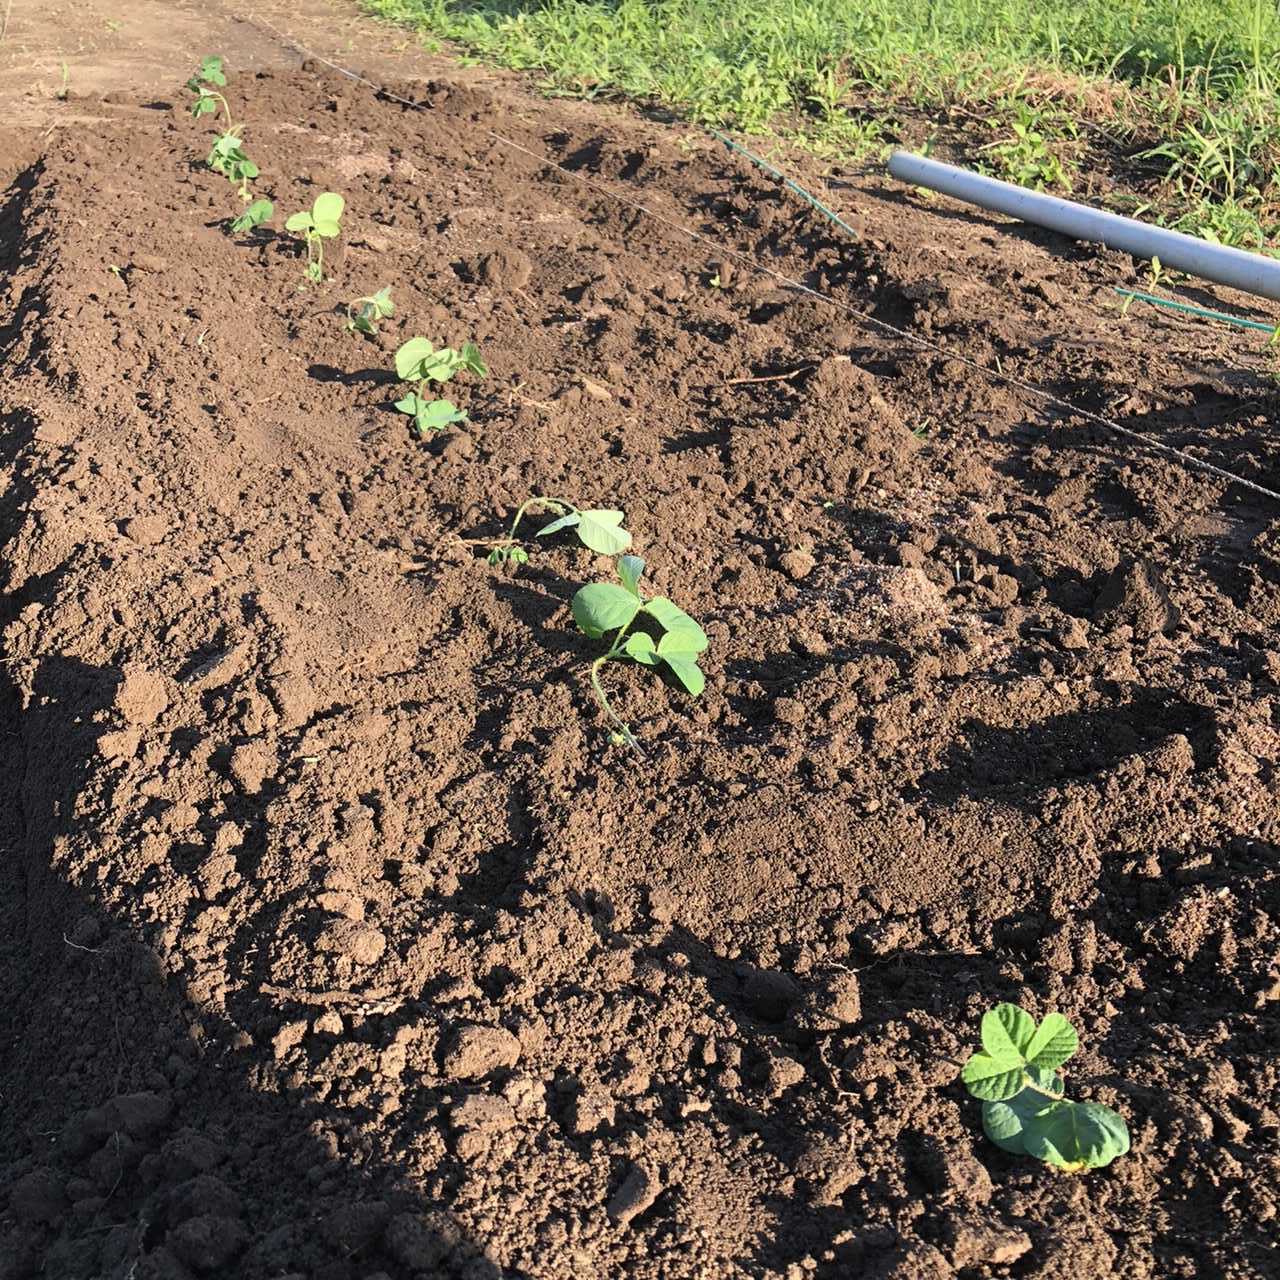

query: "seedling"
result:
(393, 337), (486, 437)
(187, 56), (261, 201)
(570, 555), (708, 748)
(230, 199), (273, 234)
(962, 1004), (1130, 1173)
(347, 287), (394, 335)
(285, 192), (345, 285)
(487, 498), (631, 566)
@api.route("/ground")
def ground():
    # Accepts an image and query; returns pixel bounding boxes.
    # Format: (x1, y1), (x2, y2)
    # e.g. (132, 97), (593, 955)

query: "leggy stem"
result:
(506, 496), (579, 544)
(587, 612), (645, 750)
(207, 92), (234, 131)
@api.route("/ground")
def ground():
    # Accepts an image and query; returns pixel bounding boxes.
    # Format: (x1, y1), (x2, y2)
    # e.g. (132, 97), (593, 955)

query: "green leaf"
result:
(983, 1086), (1057, 1156)
(577, 510), (631, 556)
(191, 96), (216, 118)
(1025, 1013), (1079, 1071)
(395, 337), (436, 381)
(1023, 1100), (1130, 1171)
(657, 627), (708, 659)
(661, 654), (705, 696)
(537, 512), (581, 538)
(961, 1051), (1026, 1102)
(285, 212), (314, 233)
(623, 632), (659, 665)
(198, 55), (226, 86)
(415, 399), (465, 432)
(230, 199), (273, 233)
(393, 393), (422, 416)
(618, 555), (645, 597)
(312, 218), (341, 238)
(571, 583), (641, 639)
(643, 598), (708, 652)
(421, 347), (463, 383)
(370, 287), (394, 318)
(312, 192), (345, 224)
(459, 340), (488, 377)
(981, 1004), (1036, 1062)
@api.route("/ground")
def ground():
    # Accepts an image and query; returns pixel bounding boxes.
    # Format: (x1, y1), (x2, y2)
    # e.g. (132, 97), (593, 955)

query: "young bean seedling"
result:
(347, 287), (394, 335)
(487, 498), (631, 566)
(571, 555), (708, 748)
(230, 198), (274, 234)
(393, 337), (486, 437)
(187, 56), (262, 201)
(962, 1004), (1130, 1173)
(285, 192), (345, 285)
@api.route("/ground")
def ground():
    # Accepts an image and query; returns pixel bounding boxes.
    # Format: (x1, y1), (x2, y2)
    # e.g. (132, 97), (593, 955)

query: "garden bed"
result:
(0, 46), (1278, 1280)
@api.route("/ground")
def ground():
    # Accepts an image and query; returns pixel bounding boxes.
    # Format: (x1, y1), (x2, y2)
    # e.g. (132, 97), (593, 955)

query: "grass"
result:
(363, 0), (1280, 251)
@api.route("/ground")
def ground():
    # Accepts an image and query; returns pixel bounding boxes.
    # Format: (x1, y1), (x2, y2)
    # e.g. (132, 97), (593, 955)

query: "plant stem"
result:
(209, 92), (234, 130)
(507, 496), (578, 544)
(587, 612), (646, 750)
(589, 655), (641, 750)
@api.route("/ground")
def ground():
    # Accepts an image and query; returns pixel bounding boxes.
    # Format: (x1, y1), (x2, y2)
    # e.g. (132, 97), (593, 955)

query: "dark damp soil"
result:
(0, 6), (1278, 1279)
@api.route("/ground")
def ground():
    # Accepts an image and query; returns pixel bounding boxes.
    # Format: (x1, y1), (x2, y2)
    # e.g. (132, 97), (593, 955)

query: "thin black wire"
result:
(244, 12), (1280, 504)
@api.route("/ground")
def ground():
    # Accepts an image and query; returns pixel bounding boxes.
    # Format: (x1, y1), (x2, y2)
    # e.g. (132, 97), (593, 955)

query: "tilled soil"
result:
(1, 12), (1279, 1280)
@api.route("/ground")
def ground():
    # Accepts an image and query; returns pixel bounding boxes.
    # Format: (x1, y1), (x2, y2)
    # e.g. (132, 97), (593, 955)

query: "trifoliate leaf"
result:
(1023, 1099), (1130, 1171)
(661, 654), (705, 696)
(1025, 1013), (1079, 1071)
(961, 1051), (1026, 1102)
(191, 96), (216, 118)
(618, 555), (645, 597)
(395, 337), (436, 381)
(981, 1004), (1036, 1062)
(571, 583), (641, 639)
(623, 632), (659, 665)
(312, 192), (345, 225)
(577, 509), (631, 556)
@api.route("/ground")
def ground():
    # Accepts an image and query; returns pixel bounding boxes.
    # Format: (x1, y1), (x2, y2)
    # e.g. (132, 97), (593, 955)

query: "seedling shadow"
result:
(308, 362), (397, 388)
(917, 692), (1214, 806)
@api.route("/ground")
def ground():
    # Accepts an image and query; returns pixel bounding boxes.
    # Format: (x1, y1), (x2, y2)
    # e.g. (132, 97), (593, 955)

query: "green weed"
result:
(347, 286), (395, 335)
(393, 337), (486, 436)
(981, 103), (1078, 191)
(962, 1004), (1130, 1173)
(285, 192), (345, 285)
(571, 554), (708, 747)
(364, 0), (1280, 247)
(487, 498), (632, 565)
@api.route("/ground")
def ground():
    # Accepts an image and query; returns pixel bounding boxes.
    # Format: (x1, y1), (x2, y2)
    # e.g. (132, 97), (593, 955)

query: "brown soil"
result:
(1, 3), (1279, 1279)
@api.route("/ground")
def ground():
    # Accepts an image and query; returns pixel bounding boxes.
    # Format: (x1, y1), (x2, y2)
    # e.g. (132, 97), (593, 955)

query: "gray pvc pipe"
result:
(888, 150), (1280, 303)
